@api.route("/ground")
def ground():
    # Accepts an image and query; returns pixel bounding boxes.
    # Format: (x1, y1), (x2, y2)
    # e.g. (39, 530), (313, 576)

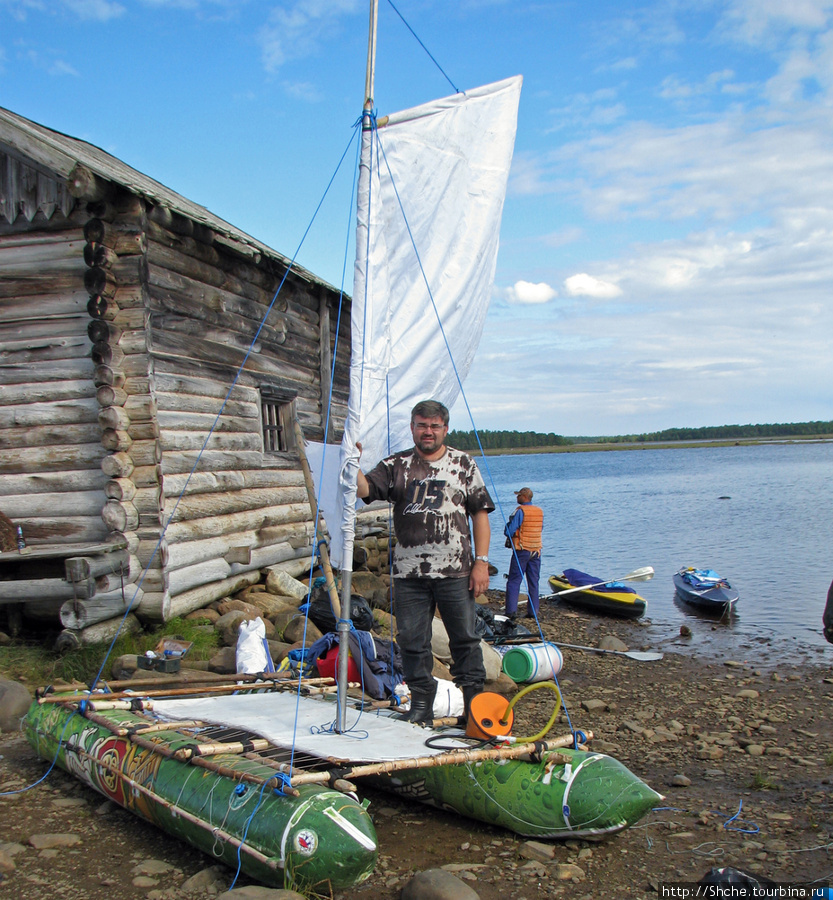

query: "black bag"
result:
(474, 605), (497, 640)
(699, 867), (775, 893)
(307, 586), (375, 633)
(474, 606), (534, 643)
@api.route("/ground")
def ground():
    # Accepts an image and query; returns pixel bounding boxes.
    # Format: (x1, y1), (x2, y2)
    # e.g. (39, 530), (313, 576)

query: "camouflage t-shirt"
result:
(362, 446), (495, 579)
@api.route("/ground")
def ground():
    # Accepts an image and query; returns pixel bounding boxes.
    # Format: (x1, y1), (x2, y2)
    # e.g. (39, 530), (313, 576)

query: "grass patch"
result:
(748, 771), (780, 791)
(825, 752), (833, 767)
(0, 617), (220, 686)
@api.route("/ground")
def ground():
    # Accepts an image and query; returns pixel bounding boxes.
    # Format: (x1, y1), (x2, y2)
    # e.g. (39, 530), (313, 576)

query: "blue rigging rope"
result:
(385, 0), (460, 95)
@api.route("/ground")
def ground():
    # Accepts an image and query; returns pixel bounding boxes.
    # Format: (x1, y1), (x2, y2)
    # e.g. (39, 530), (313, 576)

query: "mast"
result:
(364, 0), (378, 113)
(335, 0), (380, 734)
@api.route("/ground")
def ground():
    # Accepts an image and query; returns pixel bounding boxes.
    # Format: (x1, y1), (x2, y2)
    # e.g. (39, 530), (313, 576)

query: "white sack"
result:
(235, 617), (270, 674)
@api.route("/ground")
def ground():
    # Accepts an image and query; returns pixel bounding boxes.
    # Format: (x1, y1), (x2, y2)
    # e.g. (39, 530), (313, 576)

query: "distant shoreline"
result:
(479, 434), (833, 456)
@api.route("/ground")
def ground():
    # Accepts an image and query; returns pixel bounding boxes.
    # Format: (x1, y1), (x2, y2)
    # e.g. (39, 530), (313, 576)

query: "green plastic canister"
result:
(501, 642), (563, 683)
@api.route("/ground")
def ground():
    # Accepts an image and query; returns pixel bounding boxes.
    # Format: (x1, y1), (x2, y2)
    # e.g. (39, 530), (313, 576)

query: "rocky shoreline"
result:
(1, 587), (832, 900)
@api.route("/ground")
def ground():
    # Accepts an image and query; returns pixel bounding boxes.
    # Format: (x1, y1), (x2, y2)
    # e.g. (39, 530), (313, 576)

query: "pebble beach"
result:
(1, 590), (832, 900)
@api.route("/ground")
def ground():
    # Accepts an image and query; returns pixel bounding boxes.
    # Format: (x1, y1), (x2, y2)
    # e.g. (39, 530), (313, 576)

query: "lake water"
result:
(478, 441), (833, 668)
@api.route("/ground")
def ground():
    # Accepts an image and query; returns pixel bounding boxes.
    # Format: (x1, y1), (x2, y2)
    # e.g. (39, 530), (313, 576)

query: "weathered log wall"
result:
(0, 193), (109, 546)
(1, 135), (350, 632)
(84, 196), (350, 624)
(80, 191), (162, 623)
(141, 205), (343, 620)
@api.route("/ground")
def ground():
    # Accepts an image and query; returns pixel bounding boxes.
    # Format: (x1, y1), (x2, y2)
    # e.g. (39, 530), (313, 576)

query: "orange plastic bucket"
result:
(465, 691), (514, 740)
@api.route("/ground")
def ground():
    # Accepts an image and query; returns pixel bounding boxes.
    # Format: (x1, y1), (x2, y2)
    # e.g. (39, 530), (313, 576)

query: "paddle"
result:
(555, 642), (663, 662)
(543, 566), (655, 601)
(493, 635), (662, 661)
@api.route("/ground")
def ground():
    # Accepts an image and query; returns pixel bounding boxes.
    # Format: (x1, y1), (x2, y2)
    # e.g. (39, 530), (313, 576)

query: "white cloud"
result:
(505, 280), (557, 305)
(564, 273), (622, 298)
(0, 0), (44, 19)
(658, 69), (737, 100)
(541, 226), (583, 248)
(0, 0), (124, 20)
(48, 58), (79, 76)
(720, 0), (833, 45)
(282, 79), (323, 102)
(21, 46), (80, 76)
(258, 0), (360, 73)
(62, 0), (125, 20)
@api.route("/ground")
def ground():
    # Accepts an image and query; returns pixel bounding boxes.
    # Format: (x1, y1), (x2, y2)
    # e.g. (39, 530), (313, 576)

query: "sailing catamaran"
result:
(24, 2), (661, 891)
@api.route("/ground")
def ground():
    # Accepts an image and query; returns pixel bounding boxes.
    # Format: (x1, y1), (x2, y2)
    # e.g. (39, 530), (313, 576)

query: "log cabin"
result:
(0, 105), (353, 642)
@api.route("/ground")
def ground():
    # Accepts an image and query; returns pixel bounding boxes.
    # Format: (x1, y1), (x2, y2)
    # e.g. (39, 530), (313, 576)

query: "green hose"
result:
(500, 680), (562, 743)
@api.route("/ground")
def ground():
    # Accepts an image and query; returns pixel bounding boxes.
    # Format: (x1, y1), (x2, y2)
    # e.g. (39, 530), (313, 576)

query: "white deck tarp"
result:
(152, 692), (469, 763)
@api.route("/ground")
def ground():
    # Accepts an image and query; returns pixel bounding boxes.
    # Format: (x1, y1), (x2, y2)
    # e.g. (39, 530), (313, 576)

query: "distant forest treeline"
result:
(447, 421), (833, 451)
(596, 420), (833, 444)
(446, 430), (572, 451)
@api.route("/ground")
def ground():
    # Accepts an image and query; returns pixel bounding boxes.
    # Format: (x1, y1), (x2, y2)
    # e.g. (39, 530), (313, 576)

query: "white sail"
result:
(316, 75), (522, 569)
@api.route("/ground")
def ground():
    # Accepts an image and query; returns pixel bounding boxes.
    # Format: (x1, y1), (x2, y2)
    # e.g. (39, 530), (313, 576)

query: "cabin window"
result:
(260, 389), (295, 454)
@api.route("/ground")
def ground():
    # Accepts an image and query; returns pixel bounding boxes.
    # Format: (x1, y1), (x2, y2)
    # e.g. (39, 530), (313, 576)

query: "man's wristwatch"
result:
(474, 555), (489, 564)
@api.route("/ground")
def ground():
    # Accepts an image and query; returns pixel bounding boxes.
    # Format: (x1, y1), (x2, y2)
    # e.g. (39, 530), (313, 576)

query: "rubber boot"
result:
(458, 683), (484, 729)
(407, 685), (437, 727)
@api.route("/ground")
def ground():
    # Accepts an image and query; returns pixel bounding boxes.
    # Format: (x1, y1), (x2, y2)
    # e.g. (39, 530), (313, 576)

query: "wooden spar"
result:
(286, 732), (589, 786)
(175, 737), (273, 760)
(183, 748), (300, 797)
(80, 684), (361, 709)
(53, 735), (286, 867)
(54, 671), (337, 694)
(38, 677), (356, 704)
(292, 419), (340, 618)
(240, 750), (357, 793)
(132, 721), (204, 734)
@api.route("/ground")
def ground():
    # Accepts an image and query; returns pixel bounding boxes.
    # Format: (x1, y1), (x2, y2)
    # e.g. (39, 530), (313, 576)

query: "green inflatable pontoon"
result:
(24, 699), (378, 893)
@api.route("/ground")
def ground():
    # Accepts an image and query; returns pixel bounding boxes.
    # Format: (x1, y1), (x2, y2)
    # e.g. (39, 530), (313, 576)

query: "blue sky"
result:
(2, 0), (832, 436)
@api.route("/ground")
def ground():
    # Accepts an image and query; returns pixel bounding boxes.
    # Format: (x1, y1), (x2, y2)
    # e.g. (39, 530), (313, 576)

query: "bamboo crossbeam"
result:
(175, 737), (272, 760)
(240, 751), (358, 795)
(132, 721), (204, 735)
(38, 674), (346, 703)
(283, 732), (589, 786)
(53, 737), (283, 870)
(80, 683), (361, 710)
(82, 708), (177, 757)
(40, 683), (281, 705)
(187, 749), (300, 797)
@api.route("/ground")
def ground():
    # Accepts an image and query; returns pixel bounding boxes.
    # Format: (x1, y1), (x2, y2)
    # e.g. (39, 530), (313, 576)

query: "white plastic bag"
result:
(433, 680), (464, 718)
(396, 679), (464, 717)
(235, 617), (271, 674)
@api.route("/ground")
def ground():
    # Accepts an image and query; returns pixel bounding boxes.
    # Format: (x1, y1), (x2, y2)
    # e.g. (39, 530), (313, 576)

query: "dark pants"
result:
(505, 549), (541, 617)
(393, 576), (486, 695)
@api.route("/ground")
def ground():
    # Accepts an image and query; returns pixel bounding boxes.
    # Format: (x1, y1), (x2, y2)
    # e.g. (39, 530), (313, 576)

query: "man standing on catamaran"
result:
(356, 399), (494, 726)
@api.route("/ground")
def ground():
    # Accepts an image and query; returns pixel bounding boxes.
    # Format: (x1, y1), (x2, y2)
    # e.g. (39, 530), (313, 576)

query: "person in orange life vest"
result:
(504, 487), (543, 619)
